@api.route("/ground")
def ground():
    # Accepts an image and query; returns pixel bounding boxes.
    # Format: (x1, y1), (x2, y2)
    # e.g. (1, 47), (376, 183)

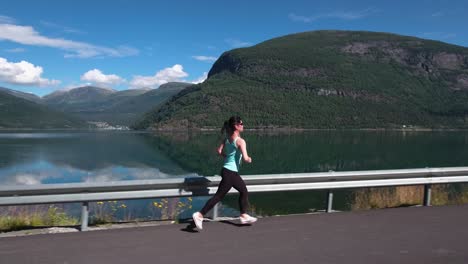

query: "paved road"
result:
(1, 204), (467, 264)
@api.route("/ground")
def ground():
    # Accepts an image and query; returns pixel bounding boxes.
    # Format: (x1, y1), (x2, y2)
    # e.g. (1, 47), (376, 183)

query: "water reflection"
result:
(0, 133), (76, 139)
(0, 131), (190, 185)
(149, 130), (468, 176)
(1, 163), (186, 185)
(3, 130), (468, 185)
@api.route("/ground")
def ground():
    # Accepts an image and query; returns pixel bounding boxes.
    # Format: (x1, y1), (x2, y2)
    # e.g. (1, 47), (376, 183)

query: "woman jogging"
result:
(192, 116), (257, 230)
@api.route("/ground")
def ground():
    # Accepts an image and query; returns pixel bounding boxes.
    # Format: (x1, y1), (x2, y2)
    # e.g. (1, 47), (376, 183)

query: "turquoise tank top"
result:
(223, 137), (242, 172)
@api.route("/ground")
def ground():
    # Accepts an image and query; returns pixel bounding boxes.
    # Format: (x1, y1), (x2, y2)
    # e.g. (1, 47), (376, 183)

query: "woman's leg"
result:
(231, 172), (250, 214)
(199, 169), (233, 215)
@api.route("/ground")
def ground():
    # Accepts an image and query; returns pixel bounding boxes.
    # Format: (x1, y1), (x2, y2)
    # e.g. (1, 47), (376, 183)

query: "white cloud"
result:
(191, 72), (208, 84)
(0, 23), (138, 58)
(40, 20), (86, 34)
(0, 15), (15, 24)
(5, 47), (25, 53)
(130, 64), (189, 89)
(81, 69), (125, 86)
(289, 8), (378, 23)
(0, 57), (60, 86)
(192, 55), (217, 62)
(431, 11), (444, 17)
(225, 38), (252, 48)
(288, 13), (313, 23)
(327, 8), (378, 20)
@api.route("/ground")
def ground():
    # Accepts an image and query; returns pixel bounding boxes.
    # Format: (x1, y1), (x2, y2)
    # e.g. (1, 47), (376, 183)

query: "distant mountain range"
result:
(42, 82), (191, 125)
(134, 30), (468, 130)
(0, 89), (86, 129)
(0, 82), (192, 129)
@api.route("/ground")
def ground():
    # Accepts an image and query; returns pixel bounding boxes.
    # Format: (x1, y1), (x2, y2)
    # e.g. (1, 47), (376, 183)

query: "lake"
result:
(1, 130), (468, 222)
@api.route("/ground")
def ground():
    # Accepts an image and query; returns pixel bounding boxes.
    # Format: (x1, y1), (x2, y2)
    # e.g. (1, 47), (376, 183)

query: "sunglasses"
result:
(238, 122), (244, 126)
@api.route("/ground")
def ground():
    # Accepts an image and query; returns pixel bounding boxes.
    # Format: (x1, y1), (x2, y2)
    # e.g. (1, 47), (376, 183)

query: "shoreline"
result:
(148, 127), (468, 132)
(1, 127), (468, 132)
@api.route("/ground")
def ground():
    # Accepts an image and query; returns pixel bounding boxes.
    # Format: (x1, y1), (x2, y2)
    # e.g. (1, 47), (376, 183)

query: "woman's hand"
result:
(217, 142), (225, 157)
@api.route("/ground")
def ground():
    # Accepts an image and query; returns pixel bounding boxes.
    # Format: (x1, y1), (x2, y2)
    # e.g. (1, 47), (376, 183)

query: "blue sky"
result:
(0, 0), (467, 96)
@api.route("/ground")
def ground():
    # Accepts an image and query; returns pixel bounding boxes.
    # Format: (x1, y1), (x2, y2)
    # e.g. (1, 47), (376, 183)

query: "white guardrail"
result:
(1, 167), (468, 231)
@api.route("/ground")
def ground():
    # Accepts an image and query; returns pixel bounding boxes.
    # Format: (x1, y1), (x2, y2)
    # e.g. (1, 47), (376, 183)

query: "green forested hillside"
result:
(134, 30), (468, 130)
(0, 91), (86, 129)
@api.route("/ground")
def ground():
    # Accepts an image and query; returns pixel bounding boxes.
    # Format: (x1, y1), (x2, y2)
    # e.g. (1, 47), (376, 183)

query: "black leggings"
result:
(200, 168), (250, 215)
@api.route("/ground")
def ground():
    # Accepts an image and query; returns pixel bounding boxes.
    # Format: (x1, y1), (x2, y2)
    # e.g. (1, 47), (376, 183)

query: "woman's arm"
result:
(217, 141), (225, 157)
(237, 138), (252, 163)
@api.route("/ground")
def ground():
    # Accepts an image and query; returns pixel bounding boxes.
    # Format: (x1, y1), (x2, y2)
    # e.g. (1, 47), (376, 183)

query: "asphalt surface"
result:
(1, 204), (467, 264)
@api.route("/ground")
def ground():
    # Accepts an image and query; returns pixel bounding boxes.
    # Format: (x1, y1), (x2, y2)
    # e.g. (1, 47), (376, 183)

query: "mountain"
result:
(42, 86), (116, 112)
(0, 90), (86, 129)
(110, 82), (191, 114)
(42, 83), (190, 125)
(0, 87), (41, 103)
(97, 82), (191, 125)
(134, 30), (468, 130)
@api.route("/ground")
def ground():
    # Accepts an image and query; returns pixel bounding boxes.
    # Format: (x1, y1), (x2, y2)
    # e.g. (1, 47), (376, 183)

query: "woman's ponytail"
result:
(220, 116), (242, 137)
(221, 120), (229, 136)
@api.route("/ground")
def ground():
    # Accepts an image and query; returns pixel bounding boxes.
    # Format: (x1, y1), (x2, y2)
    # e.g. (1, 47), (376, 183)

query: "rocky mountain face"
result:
(209, 31), (468, 93)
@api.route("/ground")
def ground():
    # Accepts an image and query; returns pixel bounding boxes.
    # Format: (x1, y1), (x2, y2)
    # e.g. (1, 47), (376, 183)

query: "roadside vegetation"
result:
(0, 198), (193, 233)
(0, 205), (78, 232)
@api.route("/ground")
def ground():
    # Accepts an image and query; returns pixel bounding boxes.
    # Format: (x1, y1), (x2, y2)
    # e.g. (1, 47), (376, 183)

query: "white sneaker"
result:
(192, 212), (203, 230)
(240, 214), (257, 224)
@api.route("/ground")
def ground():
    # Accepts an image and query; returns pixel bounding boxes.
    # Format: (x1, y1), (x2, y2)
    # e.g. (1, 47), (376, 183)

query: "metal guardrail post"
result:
(424, 184), (432, 206)
(212, 202), (220, 220)
(326, 190), (333, 213)
(81, 202), (89, 231)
